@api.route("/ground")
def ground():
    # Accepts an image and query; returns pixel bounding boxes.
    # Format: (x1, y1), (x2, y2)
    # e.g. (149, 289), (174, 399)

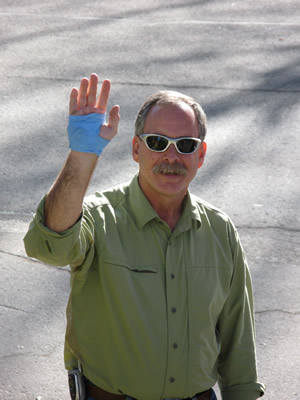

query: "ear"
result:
(132, 136), (140, 163)
(198, 141), (207, 169)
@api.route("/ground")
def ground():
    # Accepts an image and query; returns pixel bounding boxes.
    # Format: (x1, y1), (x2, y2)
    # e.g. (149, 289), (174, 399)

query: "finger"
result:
(69, 88), (79, 115)
(87, 73), (99, 107)
(96, 79), (111, 113)
(78, 77), (89, 109)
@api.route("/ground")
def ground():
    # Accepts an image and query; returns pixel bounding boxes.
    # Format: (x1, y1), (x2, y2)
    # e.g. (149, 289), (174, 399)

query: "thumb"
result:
(108, 105), (120, 131)
(100, 105), (120, 140)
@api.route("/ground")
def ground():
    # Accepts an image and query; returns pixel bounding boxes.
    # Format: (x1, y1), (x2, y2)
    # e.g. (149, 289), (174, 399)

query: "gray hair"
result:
(134, 90), (207, 141)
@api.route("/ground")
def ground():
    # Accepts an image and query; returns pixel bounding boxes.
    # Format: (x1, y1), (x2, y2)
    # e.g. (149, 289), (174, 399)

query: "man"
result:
(24, 74), (265, 400)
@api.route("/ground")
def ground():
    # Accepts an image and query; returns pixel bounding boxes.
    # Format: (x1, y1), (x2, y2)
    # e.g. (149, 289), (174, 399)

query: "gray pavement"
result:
(0, 1), (299, 399)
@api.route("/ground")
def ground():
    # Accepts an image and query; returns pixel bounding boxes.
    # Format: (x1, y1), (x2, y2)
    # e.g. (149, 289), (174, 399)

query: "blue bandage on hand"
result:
(68, 113), (110, 157)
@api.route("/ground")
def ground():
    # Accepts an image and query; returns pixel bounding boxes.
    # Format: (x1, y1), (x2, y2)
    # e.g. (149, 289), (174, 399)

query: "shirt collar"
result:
(128, 174), (202, 230)
(128, 174), (159, 229)
(179, 191), (202, 230)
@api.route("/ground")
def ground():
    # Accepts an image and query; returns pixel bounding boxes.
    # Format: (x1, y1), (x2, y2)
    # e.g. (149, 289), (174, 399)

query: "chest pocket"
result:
(99, 258), (164, 320)
(100, 258), (159, 295)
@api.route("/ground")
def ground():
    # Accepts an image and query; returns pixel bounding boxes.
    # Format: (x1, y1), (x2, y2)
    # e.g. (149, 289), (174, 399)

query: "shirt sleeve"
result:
(23, 196), (96, 268)
(216, 221), (266, 400)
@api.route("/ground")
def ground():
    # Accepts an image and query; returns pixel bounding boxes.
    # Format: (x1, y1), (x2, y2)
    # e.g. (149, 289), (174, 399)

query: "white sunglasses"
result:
(139, 134), (202, 154)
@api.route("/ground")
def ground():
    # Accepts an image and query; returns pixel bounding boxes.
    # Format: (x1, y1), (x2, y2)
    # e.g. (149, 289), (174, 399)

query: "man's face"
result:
(132, 102), (206, 202)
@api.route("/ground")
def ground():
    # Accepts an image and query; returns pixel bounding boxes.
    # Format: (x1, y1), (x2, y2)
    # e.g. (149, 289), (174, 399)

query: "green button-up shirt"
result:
(24, 175), (265, 400)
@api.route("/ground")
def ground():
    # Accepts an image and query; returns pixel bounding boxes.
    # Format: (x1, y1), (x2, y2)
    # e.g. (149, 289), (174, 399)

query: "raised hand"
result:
(45, 74), (120, 232)
(69, 73), (120, 141)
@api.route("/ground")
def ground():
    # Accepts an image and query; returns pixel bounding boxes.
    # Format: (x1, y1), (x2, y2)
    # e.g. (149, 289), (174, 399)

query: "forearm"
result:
(37, 74), (119, 233)
(45, 150), (98, 232)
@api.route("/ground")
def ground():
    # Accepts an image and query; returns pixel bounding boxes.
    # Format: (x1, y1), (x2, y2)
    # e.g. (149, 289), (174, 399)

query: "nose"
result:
(163, 143), (179, 162)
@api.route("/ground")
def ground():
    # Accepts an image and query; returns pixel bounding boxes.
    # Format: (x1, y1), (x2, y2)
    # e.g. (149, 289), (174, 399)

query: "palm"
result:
(69, 74), (120, 141)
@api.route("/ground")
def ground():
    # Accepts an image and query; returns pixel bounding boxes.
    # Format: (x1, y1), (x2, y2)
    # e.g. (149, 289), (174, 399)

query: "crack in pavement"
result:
(0, 343), (62, 361)
(0, 303), (40, 316)
(0, 249), (44, 264)
(3, 75), (300, 94)
(236, 225), (300, 233)
(0, 11), (299, 26)
(0, 249), (70, 273)
(255, 309), (300, 316)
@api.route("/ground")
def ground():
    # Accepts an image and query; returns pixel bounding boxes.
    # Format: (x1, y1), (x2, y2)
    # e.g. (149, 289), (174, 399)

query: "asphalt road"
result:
(0, 1), (299, 399)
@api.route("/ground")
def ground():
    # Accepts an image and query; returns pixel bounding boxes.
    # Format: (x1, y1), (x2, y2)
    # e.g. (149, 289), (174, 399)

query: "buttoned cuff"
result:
(24, 196), (83, 267)
(221, 382), (266, 400)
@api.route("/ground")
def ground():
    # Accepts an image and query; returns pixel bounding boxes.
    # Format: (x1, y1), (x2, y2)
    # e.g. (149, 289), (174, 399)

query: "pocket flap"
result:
(103, 258), (158, 273)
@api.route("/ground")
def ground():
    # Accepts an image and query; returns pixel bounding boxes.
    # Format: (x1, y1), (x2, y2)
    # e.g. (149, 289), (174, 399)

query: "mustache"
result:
(152, 162), (188, 176)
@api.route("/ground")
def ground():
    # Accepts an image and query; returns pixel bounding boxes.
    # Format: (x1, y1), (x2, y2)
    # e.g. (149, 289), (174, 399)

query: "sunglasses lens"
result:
(177, 139), (199, 153)
(146, 136), (169, 151)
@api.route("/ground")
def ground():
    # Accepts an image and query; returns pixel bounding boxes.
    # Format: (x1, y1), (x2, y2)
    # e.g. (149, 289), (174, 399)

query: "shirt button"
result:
(171, 307), (177, 313)
(173, 343), (178, 349)
(171, 273), (175, 279)
(169, 377), (175, 383)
